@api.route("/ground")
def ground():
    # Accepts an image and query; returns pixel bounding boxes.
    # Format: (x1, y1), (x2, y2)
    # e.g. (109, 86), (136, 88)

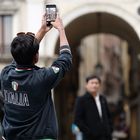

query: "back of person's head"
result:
(86, 75), (101, 84)
(11, 33), (39, 65)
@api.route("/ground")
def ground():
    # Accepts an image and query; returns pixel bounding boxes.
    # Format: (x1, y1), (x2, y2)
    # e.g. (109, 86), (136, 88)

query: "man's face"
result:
(86, 78), (101, 94)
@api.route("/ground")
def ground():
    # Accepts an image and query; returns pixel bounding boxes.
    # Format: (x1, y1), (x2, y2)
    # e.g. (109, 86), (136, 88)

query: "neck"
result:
(91, 92), (98, 97)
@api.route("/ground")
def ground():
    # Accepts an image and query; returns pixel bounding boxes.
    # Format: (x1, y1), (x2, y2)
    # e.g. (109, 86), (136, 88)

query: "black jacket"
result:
(74, 92), (113, 140)
(0, 45), (72, 140)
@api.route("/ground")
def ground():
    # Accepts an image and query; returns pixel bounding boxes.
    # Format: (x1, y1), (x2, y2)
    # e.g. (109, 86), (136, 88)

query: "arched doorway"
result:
(54, 12), (140, 140)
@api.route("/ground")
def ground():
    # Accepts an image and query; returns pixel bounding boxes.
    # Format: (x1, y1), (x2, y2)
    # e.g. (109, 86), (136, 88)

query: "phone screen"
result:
(46, 4), (57, 22)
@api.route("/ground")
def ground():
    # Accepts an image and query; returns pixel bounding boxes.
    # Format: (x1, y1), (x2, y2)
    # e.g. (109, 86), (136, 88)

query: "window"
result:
(0, 15), (12, 57)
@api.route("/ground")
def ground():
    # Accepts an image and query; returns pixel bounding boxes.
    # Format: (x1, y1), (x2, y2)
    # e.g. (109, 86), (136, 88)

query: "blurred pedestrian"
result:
(71, 123), (82, 140)
(74, 75), (113, 140)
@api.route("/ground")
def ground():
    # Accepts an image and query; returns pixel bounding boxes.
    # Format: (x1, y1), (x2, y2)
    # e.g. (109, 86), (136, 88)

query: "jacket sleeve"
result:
(103, 97), (113, 134)
(43, 45), (72, 90)
(0, 73), (4, 121)
(74, 97), (93, 137)
(0, 73), (1, 91)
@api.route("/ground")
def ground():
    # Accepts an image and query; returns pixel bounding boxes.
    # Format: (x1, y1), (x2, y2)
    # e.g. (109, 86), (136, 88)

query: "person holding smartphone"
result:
(0, 11), (72, 140)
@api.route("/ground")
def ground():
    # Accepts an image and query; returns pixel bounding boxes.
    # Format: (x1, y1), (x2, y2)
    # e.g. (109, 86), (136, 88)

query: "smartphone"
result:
(46, 4), (57, 26)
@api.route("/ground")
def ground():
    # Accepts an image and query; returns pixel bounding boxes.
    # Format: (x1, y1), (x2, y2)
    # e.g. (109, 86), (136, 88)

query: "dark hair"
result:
(86, 75), (101, 84)
(10, 34), (39, 65)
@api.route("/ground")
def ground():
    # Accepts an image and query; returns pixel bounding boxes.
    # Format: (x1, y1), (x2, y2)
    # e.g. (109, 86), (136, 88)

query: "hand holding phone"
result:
(46, 4), (57, 26)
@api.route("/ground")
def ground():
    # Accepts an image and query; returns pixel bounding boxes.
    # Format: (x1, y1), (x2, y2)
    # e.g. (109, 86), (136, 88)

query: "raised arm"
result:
(42, 14), (72, 89)
(35, 14), (52, 43)
(51, 14), (69, 46)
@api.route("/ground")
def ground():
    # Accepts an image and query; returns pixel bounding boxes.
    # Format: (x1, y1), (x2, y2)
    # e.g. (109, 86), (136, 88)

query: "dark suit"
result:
(74, 92), (113, 140)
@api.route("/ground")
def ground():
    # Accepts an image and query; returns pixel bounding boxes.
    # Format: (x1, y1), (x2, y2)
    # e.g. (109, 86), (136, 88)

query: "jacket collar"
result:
(85, 92), (101, 99)
(15, 64), (39, 72)
(85, 92), (93, 99)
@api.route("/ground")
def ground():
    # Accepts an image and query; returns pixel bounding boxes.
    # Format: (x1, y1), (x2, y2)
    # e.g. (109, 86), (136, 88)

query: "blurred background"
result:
(1, 0), (140, 140)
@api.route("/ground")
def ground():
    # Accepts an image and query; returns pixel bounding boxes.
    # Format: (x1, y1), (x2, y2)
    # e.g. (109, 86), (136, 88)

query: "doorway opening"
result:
(54, 12), (140, 140)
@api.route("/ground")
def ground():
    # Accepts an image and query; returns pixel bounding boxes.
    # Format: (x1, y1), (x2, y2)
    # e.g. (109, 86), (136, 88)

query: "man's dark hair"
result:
(11, 34), (39, 65)
(86, 75), (101, 84)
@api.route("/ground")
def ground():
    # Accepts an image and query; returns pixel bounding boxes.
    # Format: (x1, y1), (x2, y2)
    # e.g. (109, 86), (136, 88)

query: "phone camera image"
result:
(46, 4), (57, 26)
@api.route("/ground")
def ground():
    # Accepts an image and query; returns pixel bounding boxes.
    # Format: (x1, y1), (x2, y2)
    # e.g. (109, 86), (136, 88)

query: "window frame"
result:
(0, 15), (13, 59)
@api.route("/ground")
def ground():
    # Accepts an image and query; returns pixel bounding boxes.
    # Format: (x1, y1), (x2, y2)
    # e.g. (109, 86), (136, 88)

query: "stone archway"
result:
(52, 5), (140, 140)
(45, 3), (140, 56)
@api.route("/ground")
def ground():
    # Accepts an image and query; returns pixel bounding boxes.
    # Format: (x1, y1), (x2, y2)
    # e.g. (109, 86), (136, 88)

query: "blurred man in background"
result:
(74, 75), (113, 140)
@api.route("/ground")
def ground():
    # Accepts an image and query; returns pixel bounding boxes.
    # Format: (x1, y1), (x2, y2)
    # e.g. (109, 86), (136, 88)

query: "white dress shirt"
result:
(95, 94), (102, 118)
